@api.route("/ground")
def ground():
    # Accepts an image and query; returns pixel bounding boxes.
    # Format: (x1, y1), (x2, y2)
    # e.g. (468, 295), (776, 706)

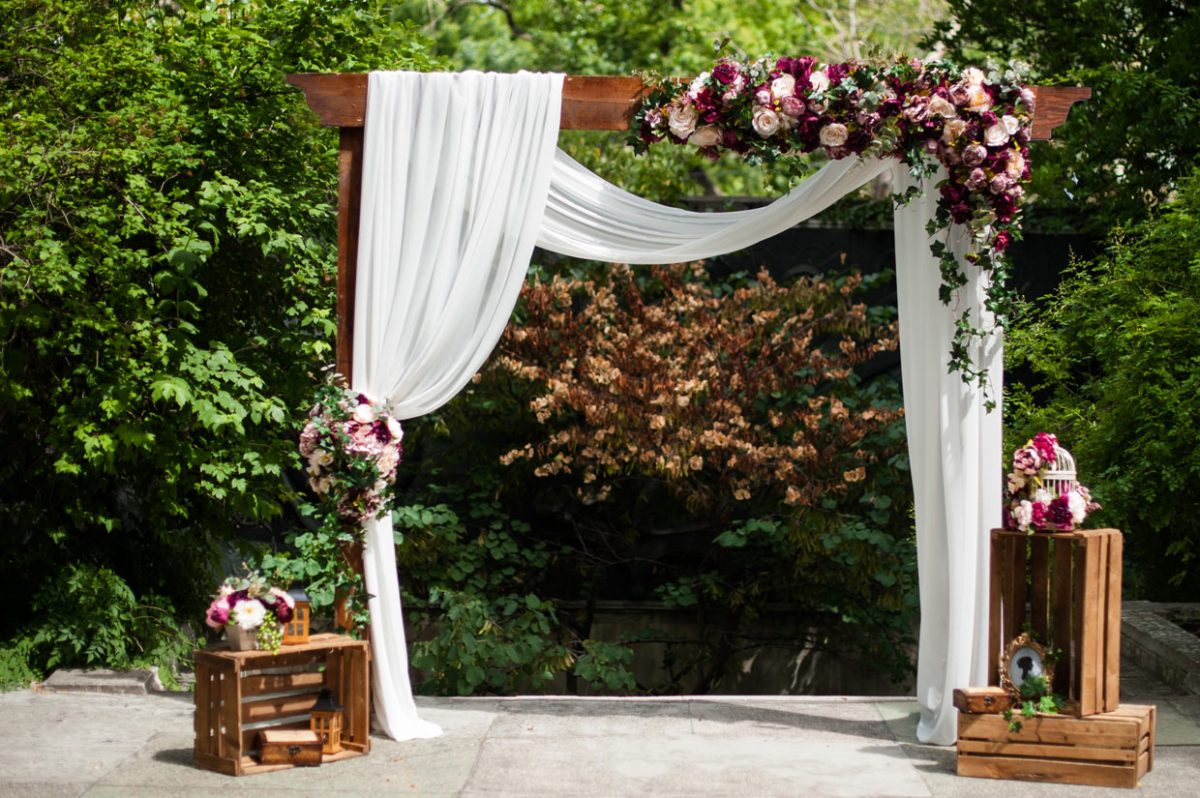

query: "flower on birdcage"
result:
(1004, 432), (1100, 533)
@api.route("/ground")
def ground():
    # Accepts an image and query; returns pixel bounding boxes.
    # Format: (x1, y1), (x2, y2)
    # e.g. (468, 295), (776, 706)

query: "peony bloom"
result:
(1067, 488), (1089, 525)
(770, 73), (796, 100)
(667, 102), (699, 139)
(752, 107), (782, 138)
(990, 173), (1014, 194)
(1013, 446), (1041, 475)
(780, 95), (806, 117)
(711, 61), (740, 86)
(353, 402), (377, 424)
(721, 75), (746, 103)
(966, 85), (992, 113)
(819, 123), (849, 147)
(1047, 494), (1074, 528)
(1001, 115), (1021, 136)
(966, 168), (989, 191)
(929, 95), (957, 118)
(962, 67), (986, 86)
(386, 416), (403, 442)
(942, 118), (968, 143)
(206, 598), (231, 630)
(962, 144), (987, 167)
(1006, 151), (1026, 178)
(687, 71), (710, 99)
(1032, 432), (1058, 463)
(1030, 501), (1048, 529)
(232, 598), (266, 631)
(948, 83), (971, 107)
(809, 70), (830, 92)
(689, 124), (723, 147)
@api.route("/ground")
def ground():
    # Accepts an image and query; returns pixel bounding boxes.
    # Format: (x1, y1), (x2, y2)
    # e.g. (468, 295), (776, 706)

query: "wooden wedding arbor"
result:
(286, 73), (1090, 386)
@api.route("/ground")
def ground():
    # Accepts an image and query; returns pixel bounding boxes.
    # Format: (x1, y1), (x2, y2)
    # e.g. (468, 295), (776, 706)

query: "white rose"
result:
(942, 118), (968, 143)
(1011, 500), (1033, 532)
(967, 85), (992, 113)
(752, 107), (782, 138)
(962, 67), (986, 87)
(386, 416), (403, 441)
(353, 402), (376, 424)
(1002, 114), (1021, 135)
(984, 123), (1009, 147)
(771, 73), (796, 99)
(232, 599), (266, 631)
(809, 70), (830, 93)
(819, 122), (848, 147)
(689, 124), (722, 147)
(1006, 151), (1026, 178)
(667, 103), (699, 139)
(929, 95), (957, 118)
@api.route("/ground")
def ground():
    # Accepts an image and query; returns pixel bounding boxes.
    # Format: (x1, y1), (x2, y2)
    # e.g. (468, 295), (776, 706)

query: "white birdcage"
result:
(1042, 445), (1077, 498)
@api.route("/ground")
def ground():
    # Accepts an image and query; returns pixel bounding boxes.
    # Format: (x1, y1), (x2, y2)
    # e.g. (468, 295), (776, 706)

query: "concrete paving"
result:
(2, 657), (1198, 798)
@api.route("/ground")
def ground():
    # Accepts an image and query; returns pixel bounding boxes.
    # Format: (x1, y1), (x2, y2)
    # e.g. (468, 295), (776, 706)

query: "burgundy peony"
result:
(712, 61), (740, 85)
(1032, 432), (1058, 464)
(1047, 494), (1074, 528)
(1030, 501), (1048, 529)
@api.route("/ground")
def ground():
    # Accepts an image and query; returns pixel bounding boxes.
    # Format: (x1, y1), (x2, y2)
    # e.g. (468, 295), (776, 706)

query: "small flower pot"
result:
(226, 625), (259, 651)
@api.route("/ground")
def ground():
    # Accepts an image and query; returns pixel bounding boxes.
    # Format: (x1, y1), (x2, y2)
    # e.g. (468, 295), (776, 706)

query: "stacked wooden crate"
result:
(194, 633), (370, 776)
(955, 528), (1156, 789)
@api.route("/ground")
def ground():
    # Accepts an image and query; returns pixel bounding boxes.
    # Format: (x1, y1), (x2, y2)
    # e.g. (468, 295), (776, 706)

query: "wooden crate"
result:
(989, 528), (1122, 716)
(957, 704), (1155, 789)
(194, 633), (370, 776)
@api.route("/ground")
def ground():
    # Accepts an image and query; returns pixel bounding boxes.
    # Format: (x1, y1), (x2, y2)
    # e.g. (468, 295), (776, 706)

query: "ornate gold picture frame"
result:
(1000, 632), (1052, 695)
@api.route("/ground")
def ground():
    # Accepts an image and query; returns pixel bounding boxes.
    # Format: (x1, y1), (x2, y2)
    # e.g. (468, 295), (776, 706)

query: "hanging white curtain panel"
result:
(356, 70), (1001, 745)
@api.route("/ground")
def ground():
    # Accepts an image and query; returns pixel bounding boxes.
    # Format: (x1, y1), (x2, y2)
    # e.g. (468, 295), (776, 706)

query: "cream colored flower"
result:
(752, 107), (782, 138)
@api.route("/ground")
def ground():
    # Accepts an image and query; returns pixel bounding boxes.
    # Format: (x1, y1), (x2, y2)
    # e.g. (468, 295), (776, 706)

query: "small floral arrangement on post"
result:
(630, 54), (1033, 401)
(205, 569), (295, 653)
(299, 378), (404, 527)
(1005, 432), (1100, 533)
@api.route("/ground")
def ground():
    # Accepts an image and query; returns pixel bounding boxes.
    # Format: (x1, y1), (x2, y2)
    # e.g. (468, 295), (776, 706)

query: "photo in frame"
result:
(1000, 632), (1052, 695)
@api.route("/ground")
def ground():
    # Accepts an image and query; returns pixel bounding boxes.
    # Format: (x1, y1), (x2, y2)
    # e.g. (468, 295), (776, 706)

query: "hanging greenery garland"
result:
(629, 55), (1034, 400)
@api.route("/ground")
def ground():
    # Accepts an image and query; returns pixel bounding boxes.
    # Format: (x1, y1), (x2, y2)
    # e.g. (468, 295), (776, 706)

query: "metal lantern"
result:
(1043, 444), (1078, 498)
(310, 688), (344, 755)
(283, 587), (311, 645)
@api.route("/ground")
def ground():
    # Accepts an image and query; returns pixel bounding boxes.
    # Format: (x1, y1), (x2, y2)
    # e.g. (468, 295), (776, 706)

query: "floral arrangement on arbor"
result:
(1004, 432), (1099, 533)
(630, 55), (1034, 396)
(205, 569), (295, 653)
(299, 378), (404, 528)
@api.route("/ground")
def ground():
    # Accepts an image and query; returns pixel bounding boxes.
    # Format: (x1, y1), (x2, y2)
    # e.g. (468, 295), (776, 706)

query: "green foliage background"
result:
(0, 0), (442, 686)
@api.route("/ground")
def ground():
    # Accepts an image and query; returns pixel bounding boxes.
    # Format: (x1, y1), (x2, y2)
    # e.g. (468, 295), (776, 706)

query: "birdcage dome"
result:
(1043, 445), (1077, 498)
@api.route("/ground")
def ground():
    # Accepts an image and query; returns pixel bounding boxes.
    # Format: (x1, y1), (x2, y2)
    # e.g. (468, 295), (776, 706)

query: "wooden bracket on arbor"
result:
(285, 72), (1090, 386)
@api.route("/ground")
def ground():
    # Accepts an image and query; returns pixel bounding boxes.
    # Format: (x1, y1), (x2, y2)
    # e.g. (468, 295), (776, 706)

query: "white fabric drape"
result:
(892, 166), (1002, 744)
(355, 70), (1001, 746)
(353, 69), (565, 740)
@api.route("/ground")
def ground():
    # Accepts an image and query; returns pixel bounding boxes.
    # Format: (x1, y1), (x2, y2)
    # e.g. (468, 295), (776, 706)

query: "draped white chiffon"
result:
(355, 70), (1000, 746)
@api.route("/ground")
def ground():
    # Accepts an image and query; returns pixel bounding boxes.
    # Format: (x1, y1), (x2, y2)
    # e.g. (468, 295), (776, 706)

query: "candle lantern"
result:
(309, 688), (344, 755)
(283, 587), (311, 645)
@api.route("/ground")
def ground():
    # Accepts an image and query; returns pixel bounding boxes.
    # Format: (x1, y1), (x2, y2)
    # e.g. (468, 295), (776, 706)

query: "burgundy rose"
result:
(994, 230), (1012, 252)
(208, 603), (230, 627)
(712, 61), (740, 85)
(940, 183), (966, 205)
(827, 62), (849, 85)
(1047, 494), (1074, 529)
(993, 194), (1018, 222)
(951, 202), (972, 224)
(274, 597), (294, 624)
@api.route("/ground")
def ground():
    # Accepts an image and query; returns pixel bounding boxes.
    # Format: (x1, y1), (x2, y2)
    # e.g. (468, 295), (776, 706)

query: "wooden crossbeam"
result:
(285, 71), (1090, 387)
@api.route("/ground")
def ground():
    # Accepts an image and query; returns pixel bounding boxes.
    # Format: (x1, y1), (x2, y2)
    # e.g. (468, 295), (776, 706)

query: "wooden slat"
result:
(203, 633), (361, 660)
(957, 739), (1136, 764)
(241, 670), (326, 697)
(989, 531), (1004, 684)
(219, 661), (241, 769)
(957, 754), (1139, 789)
(1079, 535), (1101, 714)
(241, 692), (322, 724)
(1053, 536), (1074, 691)
(1105, 532), (1123, 712)
(1030, 535), (1050, 642)
(1092, 532), (1109, 712)
(959, 712), (1143, 748)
